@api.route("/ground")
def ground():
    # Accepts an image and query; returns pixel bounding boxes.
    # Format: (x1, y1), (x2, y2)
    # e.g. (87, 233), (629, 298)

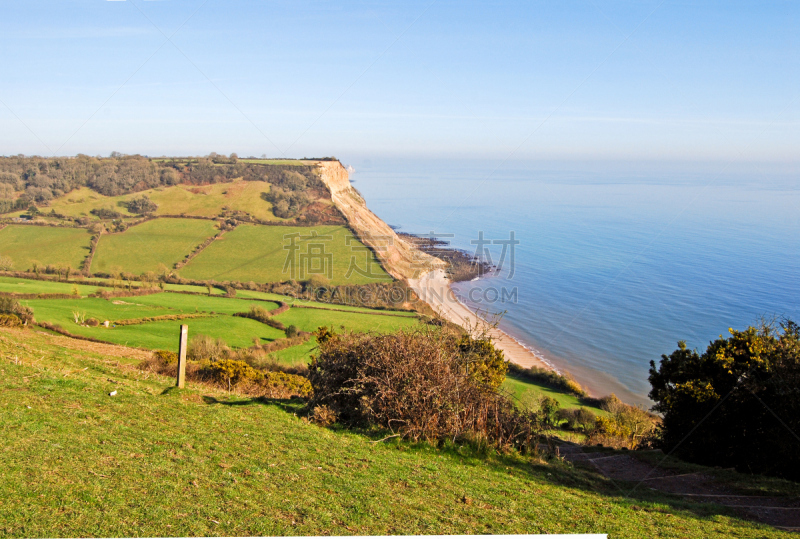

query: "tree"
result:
(649, 320), (800, 480)
(125, 195), (158, 215)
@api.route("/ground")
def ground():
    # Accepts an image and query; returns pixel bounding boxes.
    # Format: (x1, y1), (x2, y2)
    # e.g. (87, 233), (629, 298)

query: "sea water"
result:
(347, 158), (800, 404)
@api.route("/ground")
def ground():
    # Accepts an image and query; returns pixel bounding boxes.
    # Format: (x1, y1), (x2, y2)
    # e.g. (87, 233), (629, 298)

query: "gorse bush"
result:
(587, 405), (658, 450)
(0, 297), (33, 323)
(457, 335), (508, 390)
(203, 359), (262, 390)
(0, 314), (23, 327)
(307, 326), (540, 452)
(140, 350), (311, 399)
(649, 319), (800, 480)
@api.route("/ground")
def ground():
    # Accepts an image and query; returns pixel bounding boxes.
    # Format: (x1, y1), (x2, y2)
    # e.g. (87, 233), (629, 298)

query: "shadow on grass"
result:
(201, 394), (306, 414)
(183, 388), (791, 532)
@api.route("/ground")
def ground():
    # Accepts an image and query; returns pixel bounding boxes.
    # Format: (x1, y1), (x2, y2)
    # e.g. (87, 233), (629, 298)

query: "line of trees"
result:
(0, 154), (325, 213)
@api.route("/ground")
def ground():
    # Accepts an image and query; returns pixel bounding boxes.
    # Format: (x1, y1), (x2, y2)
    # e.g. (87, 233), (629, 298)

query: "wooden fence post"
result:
(177, 324), (188, 388)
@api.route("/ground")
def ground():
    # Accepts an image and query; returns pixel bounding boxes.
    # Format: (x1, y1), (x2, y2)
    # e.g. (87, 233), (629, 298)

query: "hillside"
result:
(0, 326), (792, 538)
(0, 157), (435, 284)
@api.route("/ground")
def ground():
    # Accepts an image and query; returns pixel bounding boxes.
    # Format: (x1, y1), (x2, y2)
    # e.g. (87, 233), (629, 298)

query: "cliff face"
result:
(316, 161), (446, 281)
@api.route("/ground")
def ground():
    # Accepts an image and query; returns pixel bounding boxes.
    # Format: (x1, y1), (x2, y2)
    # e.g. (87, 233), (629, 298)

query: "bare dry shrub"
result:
(307, 326), (539, 451)
(187, 334), (230, 361)
(310, 405), (337, 427)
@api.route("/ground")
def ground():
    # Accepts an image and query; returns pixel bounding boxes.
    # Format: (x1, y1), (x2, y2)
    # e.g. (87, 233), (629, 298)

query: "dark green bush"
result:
(649, 320), (800, 479)
(124, 195), (158, 214)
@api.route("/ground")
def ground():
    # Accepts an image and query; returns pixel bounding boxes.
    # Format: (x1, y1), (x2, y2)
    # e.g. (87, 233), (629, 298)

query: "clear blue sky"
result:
(0, 0), (797, 162)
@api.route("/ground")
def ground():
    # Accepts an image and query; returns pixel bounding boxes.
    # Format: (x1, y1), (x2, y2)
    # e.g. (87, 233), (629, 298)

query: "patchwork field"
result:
(92, 218), (218, 275)
(179, 224), (392, 285)
(0, 225), (91, 271)
(19, 283), (420, 357)
(50, 180), (281, 222)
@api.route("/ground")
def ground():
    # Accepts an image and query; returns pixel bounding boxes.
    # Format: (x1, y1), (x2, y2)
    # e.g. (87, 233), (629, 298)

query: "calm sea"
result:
(347, 158), (800, 405)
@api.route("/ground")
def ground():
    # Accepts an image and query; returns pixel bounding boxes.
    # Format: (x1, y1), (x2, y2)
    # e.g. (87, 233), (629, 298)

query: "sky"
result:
(0, 0), (798, 162)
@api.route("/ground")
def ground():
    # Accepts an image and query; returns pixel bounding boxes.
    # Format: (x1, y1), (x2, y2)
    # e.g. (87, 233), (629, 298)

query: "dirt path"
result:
(556, 442), (800, 532)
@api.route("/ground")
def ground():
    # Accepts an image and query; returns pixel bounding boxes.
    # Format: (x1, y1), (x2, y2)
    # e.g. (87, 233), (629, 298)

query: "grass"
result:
(49, 181), (282, 222)
(0, 225), (91, 271)
(0, 327), (790, 538)
(24, 297), (178, 324)
(179, 224), (392, 285)
(92, 218), (219, 275)
(271, 339), (318, 365)
(0, 276), (106, 296)
(235, 289), (417, 316)
(133, 293), (279, 315)
(502, 375), (607, 416)
(22, 292), (417, 354)
(274, 306), (419, 334)
(103, 317), (285, 350)
(24, 296), (284, 350)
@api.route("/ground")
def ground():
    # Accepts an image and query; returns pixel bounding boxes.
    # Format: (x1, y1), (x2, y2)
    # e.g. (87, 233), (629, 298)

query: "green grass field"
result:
(49, 180), (282, 222)
(92, 218), (219, 275)
(22, 290), (418, 355)
(0, 276), (106, 296)
(23, 296), (285, 350)
(502, 375), (607, 416)
(180, 224), (392, 285)
(0, 225), (91, 271)
(134, 292), (279, 315)
(235, 288), (416, 315)
(271, 339), (318, 365)
(105, 316), (285, 350)
(274, 306), (419, 334)
(0, 327), (787, 538)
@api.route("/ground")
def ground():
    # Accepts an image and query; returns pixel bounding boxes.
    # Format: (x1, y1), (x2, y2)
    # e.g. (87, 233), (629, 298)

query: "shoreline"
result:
(408, 268), (553, 371)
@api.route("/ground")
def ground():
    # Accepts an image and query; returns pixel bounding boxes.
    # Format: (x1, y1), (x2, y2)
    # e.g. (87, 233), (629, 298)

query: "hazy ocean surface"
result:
(348, 158), (800, 404)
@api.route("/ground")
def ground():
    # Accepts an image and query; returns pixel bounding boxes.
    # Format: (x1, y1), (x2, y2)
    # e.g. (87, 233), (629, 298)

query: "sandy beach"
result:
(409, 269), (552, 370)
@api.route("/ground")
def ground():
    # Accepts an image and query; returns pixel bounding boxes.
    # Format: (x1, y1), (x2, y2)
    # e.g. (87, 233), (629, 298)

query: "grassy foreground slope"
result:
(0, 328), (786, 538)
(180, 224), (392, 285)
(92, 218), (218, 275)
(0, 226), (90, 271)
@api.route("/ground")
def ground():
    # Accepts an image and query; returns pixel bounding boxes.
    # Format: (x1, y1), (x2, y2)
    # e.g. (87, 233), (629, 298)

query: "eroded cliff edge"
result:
(316, 161), (446, 281)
